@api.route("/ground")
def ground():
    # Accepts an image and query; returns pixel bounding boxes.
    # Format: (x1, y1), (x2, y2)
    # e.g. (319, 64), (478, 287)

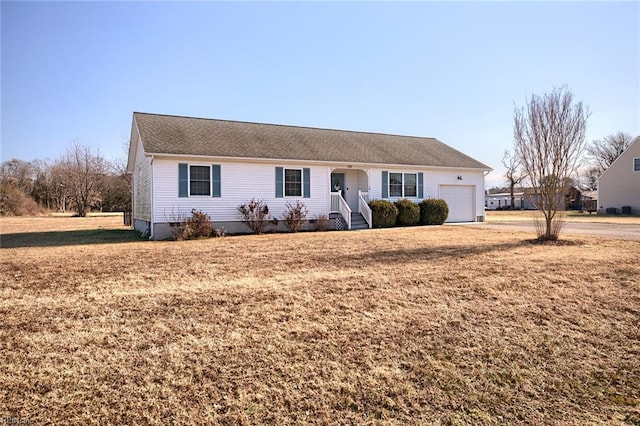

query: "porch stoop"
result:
(329, 212), (369, 230)
(350, 212), (369, 230)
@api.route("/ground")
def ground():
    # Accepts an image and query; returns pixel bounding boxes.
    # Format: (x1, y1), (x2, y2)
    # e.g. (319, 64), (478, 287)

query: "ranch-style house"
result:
(126, 112), (492, 239)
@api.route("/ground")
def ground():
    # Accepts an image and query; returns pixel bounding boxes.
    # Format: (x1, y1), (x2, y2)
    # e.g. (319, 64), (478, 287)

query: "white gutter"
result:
(144, 152), (493, 172)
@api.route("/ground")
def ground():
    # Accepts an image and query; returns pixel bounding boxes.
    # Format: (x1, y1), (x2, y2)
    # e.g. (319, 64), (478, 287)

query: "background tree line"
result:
(0, 142), (130, 217)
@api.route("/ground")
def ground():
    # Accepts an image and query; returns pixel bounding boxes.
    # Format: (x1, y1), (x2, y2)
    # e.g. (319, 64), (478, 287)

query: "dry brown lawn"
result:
(487, 210), (640, 224)
(1, 216), (639, 424)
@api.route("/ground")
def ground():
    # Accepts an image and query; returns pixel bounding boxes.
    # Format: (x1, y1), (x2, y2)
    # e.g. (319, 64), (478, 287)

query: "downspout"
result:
(481, 170), (491, 222)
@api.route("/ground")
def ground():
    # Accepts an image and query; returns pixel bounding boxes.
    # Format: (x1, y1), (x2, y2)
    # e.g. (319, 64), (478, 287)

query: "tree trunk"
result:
(509, 182), (515, 210)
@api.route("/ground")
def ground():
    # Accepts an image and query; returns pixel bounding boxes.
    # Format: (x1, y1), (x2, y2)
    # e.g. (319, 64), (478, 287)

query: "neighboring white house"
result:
(126, 112), (492, 239)
(485, 192), (536, 210)
(597, 136), (640, 215)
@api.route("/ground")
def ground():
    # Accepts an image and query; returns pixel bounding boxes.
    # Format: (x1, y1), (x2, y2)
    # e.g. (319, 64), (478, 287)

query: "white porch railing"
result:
(358, 191), (372, 229)
(331, 192), (351, 230)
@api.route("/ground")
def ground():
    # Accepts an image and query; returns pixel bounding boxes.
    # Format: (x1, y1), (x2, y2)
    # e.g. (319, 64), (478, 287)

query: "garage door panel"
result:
(440, 185), (475, 222)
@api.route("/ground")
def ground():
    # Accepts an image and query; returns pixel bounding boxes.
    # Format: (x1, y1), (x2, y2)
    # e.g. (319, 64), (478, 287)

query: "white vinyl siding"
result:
(598, 138), (640, 214)
(369, 167), (485, 222)
(133, 137), (152, 222)
(152, 159), (328, 224)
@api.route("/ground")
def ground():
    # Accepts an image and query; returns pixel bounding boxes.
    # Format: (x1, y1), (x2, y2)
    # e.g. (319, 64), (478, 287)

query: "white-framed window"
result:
(190, 165), (211, 196)
(634, 157), (640, 172)
(389, 172), (418, 197)
(389, 173), (403, 197)
(404, 173), (417, 197)
(284, 168), (302, 197)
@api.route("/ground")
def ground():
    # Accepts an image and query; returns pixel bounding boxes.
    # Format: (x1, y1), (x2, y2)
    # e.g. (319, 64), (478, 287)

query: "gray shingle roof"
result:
(134, 112), (491, 169)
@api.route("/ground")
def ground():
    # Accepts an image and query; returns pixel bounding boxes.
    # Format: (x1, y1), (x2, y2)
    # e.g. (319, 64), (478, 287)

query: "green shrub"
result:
(419, 199), (449, 225)
(395, 199), (420, 226)
(369, 199), (398, 228)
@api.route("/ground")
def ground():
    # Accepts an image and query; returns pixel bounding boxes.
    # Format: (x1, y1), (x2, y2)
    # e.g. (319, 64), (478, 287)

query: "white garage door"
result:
(439, 185), (475, 222)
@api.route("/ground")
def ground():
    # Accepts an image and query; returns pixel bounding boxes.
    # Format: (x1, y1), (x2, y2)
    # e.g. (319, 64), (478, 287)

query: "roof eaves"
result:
(146, 152), (493, 171)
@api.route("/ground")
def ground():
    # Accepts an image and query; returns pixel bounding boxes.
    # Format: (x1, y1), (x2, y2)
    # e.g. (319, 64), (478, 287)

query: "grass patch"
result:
(487, 210), (640, 224)
(0, 229), (145, 248)
(1, 217), (639, 424)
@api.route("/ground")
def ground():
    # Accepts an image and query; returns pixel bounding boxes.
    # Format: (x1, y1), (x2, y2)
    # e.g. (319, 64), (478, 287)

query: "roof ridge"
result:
(133, 111), (439, 142)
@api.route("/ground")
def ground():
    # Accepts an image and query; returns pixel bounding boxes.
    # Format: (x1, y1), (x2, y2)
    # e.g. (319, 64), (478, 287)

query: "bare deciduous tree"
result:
(56, 141), (108, 217)
(513, 86), (589, 240)
(586, 131), (632, 176)
(502, 149), (526, 210)
(579, 165), (600, 191)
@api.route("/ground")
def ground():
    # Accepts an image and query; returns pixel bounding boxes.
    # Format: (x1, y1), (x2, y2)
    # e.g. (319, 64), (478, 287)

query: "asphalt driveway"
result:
(459, 221), (640, 241)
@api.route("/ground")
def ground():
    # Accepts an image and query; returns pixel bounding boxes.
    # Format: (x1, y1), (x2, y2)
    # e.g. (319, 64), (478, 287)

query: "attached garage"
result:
(439, 185), (475, 222)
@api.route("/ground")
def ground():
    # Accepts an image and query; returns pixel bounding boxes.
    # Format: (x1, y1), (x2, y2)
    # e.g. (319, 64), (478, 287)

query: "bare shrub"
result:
(165, 209), (221, 240)
(164, 208), (187, 240)
(282, 201), (308, 232)
(533, 210), (565, 241)
(181, 210), (213, 240)
(238, 198), (272, 234)
(0, 183), (45, 216)
(313, 214), (329, 231)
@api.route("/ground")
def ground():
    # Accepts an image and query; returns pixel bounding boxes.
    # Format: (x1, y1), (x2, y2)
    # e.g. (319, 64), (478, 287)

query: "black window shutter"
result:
(275, 167), (284, 198)
(179, 163), (188, 197)
(303, 168), (311, 198)
(212, 165), (221, 198)
(381, 171), (388, 198)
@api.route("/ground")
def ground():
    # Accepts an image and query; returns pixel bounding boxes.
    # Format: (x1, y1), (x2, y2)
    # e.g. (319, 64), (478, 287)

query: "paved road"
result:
(458, 221), (640, 241)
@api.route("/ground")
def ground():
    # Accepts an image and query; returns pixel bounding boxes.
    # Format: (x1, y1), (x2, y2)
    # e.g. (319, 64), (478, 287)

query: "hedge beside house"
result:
(369, 200), (398, 228)
(395, 199), (420, 226)
(419, 199), (449, 225)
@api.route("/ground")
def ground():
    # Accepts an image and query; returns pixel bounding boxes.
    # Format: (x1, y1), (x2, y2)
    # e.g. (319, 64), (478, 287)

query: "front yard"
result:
(1, 216), (639, 424)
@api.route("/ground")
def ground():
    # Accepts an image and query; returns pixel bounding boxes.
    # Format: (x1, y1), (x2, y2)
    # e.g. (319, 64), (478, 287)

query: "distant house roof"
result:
(132, 112), (491, 170)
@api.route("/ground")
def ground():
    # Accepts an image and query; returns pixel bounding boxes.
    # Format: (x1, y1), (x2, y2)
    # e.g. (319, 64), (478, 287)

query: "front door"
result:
(331, 173), (346, 199)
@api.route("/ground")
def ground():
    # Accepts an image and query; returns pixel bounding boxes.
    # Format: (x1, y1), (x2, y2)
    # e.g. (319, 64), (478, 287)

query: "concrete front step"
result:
(330, 212), (370, 230)
(350, 213), (369, 230)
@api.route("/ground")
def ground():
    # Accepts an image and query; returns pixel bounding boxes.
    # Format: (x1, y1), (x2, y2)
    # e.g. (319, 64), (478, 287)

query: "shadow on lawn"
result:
(0, 229), (145, 249)
(338, 240), (532, 266)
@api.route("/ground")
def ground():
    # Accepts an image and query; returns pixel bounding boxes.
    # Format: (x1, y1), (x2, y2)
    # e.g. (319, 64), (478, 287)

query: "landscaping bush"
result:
(369, 199), (398, 228)
(0, 183), (45, 216)
(238, 198), (272, 234)
(419, 199), (449, 225)
(313, 214), (330, 231)
(395, 199), (420, 226)
(282, 200), (308, 232)
(171, 209), (218, 240)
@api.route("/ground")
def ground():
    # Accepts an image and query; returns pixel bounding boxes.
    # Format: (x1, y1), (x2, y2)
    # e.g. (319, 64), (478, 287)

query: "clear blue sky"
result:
(2, 1), (639, 187)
